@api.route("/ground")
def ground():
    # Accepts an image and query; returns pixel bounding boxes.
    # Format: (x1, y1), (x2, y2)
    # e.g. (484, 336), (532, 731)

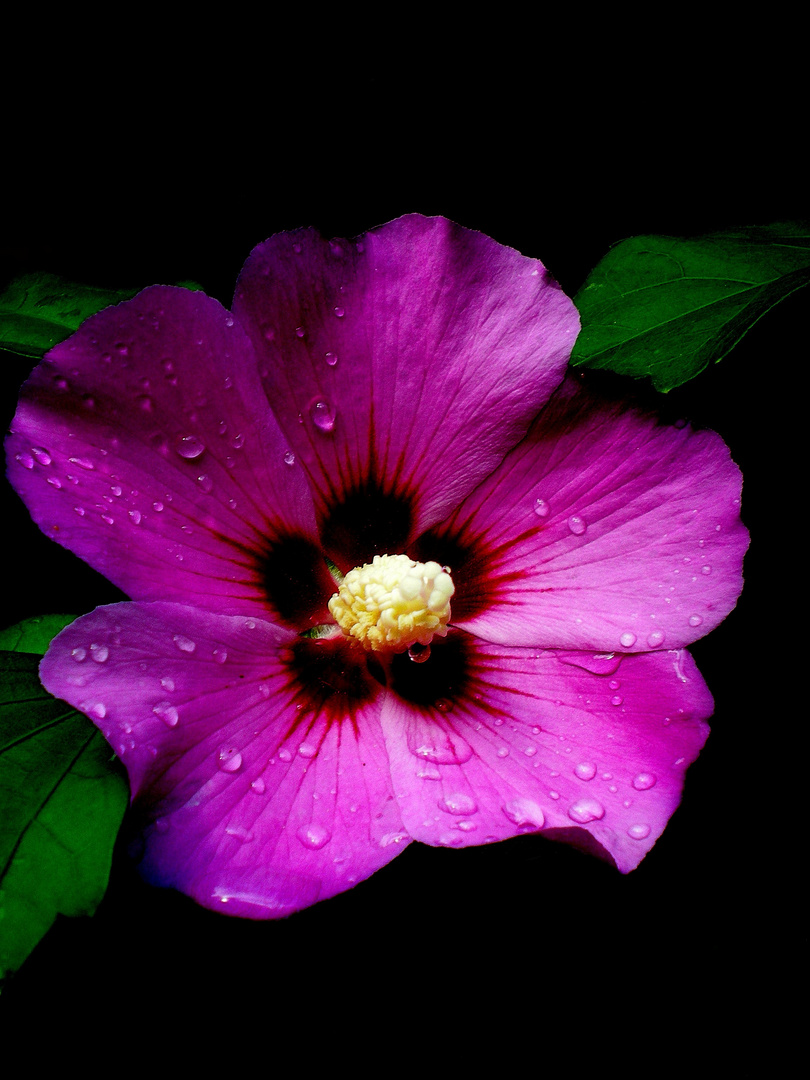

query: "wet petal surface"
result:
(7, 287), (334, 628)
(381, 633), (712, 871)
(39, 603), (405, 917)
(427, 376), (748, 651)
(234, 215), (579, 569)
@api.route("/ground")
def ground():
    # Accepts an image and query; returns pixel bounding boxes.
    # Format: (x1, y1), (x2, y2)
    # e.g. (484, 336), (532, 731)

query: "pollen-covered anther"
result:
(328, 554), (454, 653)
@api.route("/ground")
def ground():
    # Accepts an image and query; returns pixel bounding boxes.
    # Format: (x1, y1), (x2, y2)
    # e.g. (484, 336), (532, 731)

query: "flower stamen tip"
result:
(328, 554), (454, 653)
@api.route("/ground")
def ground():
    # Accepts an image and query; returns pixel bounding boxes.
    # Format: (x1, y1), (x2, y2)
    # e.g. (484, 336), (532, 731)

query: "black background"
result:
(1, 54), (804, 1064)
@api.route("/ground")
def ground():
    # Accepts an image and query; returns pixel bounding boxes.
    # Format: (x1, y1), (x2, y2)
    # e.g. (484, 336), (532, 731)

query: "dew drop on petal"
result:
(627, 823), (652, 840)
(283, 450), (296, 465)
(16, 453), (34, 469)
(575, 762), (597, 781)
(295, 326), (306, 338)
(533, 498), (550, 518)
(502, 798), (545, 829)
(173, 634), (196, 653)
(129, 509), (142, 524)
(298, 742), (318, 758)
(632, 772), (657, 790)
(325, 352), (338, 367)
(175, 434), (205, 460)
(160, 676), (175, 691)
(440, 793), (478, 816)
(333, 306), (345, 317)
(647, 629), (665, 648)
(153, 501), (164, 512)
(31, 447), (52, 465)
(701, 565), (712, 575)
(152, 701), (179, 727)
(620, 632), (637, 648)
(297, 824), (331, 849)
(567, 514), (587, 535)
(71, 647), (87, 662)
(90, 644), (109, 663)
(568, 798), (605, 823)
(213, 648), (227, 664)
(218, 746), (243, 772)
(251, 778), (266, 795)
(310, 399), (336, 432)
(611, 694), (624, 706)
(278, 748), (293, 762)
(197, 474), (213, 494)
(689, 614), (704, 627)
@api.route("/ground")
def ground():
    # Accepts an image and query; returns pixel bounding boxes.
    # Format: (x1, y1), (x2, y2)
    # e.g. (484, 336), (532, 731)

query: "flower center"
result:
(328, 554), (454, 653)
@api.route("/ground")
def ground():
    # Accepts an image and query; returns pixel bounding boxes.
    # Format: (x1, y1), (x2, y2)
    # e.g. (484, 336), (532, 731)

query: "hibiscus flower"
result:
(6, 215), (747, 918)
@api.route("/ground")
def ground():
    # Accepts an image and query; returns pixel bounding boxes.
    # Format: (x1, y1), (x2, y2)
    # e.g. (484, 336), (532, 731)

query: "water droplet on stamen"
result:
(408, 642), (431, 663)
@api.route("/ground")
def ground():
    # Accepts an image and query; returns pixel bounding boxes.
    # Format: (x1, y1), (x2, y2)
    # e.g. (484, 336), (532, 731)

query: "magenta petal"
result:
(439, 375), (748, 651)
(7, 287), (334, 626)
(233, 215), (579, 563)
(39, 603), (406, 917)
(380, 635), (712, 871)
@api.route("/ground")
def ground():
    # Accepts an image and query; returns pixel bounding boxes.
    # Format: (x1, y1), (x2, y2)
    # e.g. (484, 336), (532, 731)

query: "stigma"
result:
(328, 554), (454, 653)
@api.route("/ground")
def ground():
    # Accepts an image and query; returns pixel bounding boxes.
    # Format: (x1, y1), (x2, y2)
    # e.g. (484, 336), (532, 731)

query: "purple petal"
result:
(7, 287), (335, 628)
(381, 633), (712, 871)
(233, 215), (579, 569)
(425, 375), (747, 651)
(39, 602), (406, 917)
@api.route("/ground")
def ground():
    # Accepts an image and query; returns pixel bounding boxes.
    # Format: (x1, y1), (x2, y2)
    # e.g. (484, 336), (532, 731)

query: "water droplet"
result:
(31, 446), (52, 465)
(73, 506), (85, 516)
(298, 742), (318, 758)
(412, 739), (472, 765)
(197, 474), (213, 494)
(567, 514), (587, 535)
(128, 509), (142, 524)
(310, 399), (335, 432)
(251, 778), (266, 794)
(575, 762), (597, 781)
(68, 456), (94, 471)
(71, 647), (87, 662)
(47, 476), (62, 489)
(85, 702), (107, 720)
(232, 433), (245, 450)
(533, 498), (550, 517)
(153, 701), (179, 727)
(646, 629), (665, 648)
(609, 679), (620, 690)
(502, 798), (545, 829)
(496, 746), (509, 758)
(568, 798), (605, 823)
(611, 694), (624, 706)
(297, 824), (330, 849)
(701, 565), (712, 575)
(632, 772), (657, 790)
(627, 823), (651, 840)
(417, 762), (441, 780)
(224, 315), (234, 327)
(160, 676), (175, 691)
(440, 793), (478, 816)
(173, 634), (196, 653)
(278, 748), (293, 762)
(175, 434), (205, 460)
(295, 326), (306, 338)
(333, 306), (345, 318)
(153, 501), (164, 512)
(325, 352), (338, 366)
(283, 450), (295, 465)
(90, 643), (109, 663)
(408, 643), (431, 663)
(688, 614), (704, 627)
(213, 648), (228, 664)
(218, 746), (242, 772)
(619, 632), (637, 648)
(225, 825), (253, 843)
(101, 514), (115, 525)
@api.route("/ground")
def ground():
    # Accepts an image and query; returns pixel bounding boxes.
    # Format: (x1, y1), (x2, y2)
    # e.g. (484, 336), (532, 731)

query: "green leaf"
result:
(0, 274), (140, 358)
(0, 614), (77, 656)
(571, 221), (810, 391)
(0, 622), (128, 982)
(0, 274), (206, 360)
